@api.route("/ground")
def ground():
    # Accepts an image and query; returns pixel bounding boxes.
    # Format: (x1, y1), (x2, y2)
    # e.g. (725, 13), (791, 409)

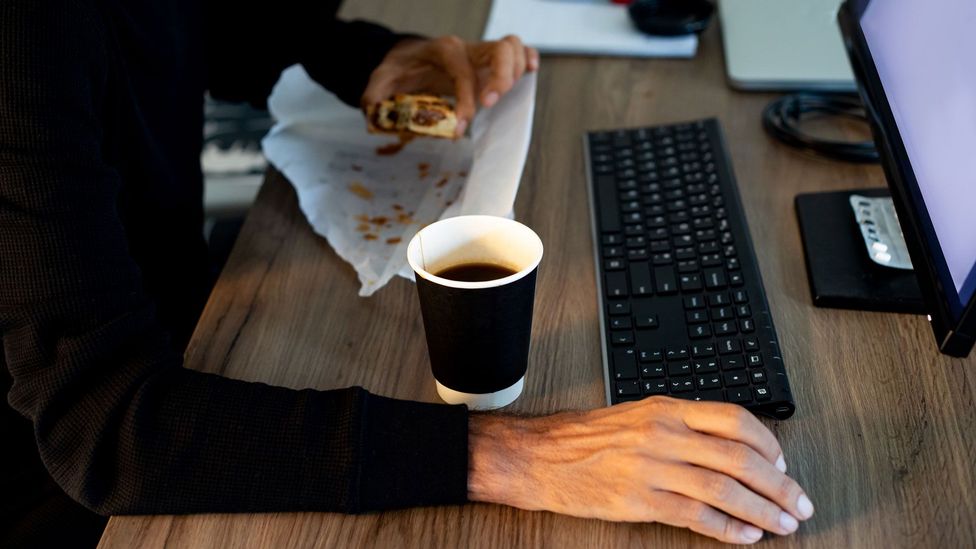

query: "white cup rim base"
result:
(435, 377), (525, 410)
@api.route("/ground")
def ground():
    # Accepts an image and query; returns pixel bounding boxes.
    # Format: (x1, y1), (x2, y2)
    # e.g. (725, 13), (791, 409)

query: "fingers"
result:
(429, 36), (476, 135)
(526, 46), (540, 72)
(482, 35), (528, 107)
(678, 431), (815, 523)
(650, 490), (765, 545)
(680, 400), (785, 467)
(361, 67), (399, 113)
(657, 463), (800, 537)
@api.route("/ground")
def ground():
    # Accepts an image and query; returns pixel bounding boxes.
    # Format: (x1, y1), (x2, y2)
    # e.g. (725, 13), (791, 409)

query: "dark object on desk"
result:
(839, 0), (975, 357)
(628, 0), (714, 36)
(762, 92), (879, 163)
(584, 119), (795, 420)
(796, 189), (925, 314)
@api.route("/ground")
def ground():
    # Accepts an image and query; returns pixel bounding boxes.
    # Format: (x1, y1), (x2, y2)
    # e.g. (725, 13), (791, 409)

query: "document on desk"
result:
(261, 65), (536, 296)
(483, 0), (698, 58)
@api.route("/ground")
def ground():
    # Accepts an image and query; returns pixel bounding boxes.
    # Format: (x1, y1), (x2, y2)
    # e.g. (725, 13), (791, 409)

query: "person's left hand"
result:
(361, 35), (540, 137)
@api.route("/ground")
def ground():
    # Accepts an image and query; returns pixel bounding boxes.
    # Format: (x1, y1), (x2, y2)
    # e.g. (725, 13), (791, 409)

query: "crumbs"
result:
(348, 182), (373, 200)
(376, 134), (414, 156)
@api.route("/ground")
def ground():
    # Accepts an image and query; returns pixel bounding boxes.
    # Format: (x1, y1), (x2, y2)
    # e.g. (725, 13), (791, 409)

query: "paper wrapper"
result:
(261, 65), (536, 296)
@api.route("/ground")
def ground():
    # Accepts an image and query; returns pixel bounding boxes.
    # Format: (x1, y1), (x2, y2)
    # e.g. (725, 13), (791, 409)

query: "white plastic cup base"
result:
(435, 376), (525, 410)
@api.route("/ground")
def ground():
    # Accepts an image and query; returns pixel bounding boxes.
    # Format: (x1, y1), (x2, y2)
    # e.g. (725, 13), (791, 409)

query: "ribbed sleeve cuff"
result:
(355, 392), (469, 512)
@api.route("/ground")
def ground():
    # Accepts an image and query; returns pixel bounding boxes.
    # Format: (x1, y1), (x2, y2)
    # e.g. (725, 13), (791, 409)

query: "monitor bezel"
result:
(838, 0), (975, 356)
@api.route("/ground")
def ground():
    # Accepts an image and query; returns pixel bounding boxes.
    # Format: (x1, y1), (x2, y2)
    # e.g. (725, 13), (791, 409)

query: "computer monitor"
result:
(838, 0), (975, 357)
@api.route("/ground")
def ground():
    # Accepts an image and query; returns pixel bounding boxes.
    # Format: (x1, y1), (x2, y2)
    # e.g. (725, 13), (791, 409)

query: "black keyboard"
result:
(584, 119), (795, 420)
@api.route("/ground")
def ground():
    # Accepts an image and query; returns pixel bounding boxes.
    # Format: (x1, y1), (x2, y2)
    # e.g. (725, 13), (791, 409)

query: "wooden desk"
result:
(100, 0), (976, 546)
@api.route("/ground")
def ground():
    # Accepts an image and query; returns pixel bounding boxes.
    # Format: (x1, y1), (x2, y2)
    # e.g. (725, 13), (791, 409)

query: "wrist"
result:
(468, 413), (539, 508)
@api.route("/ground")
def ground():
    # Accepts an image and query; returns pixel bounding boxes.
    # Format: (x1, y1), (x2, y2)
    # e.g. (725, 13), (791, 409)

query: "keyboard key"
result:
(611, 331), (634, 345)
(693, 359), (719, 374)
(740, 319), (755, 333)
(712, 306), (734, 320)
(605, 259), (625, 271)
(689, 324), (711, 339)
(613, 349), (638, 380)
(724, 371), (748, 387)
(610, 317), (632, 330)
(736, 305), (751, 317)
(714, 321), (737, 336)
(717, 338), (741, 355)
(629, 263), (653, 296)
(692, 343), (715, 357)
(701, 253), (723, 267)
(679, 273), (703, 292)
(698, 375), (722, 390)
(628, 249), (649, 261)
(668, 362), (692, 376)
(635, 314), (659, 329)
(743, 337), (760, 352)
(704, 268), (728, 289)
(641, 364), (666, 378)
(675, 247), (697, 260)
(708, 293), (731, 306)
(727, 388), (752, 404)
(750, 370), (767, 384)
(608, 301), (630, 316)
(686, 310), (709, 324)
(729, 272), (745, 286)
(721, 355), (745, 370)
(670, 378), (695, 393)
(603, 234), (623, 245)
(643, 380), (668, 395)
(640, 349), (663, 362)
(754, 386), (772, 401)
(697, 389), (725, 402)
(747, 353), (763, 367)
(733, 289), (749, 303)
(605, 272), (628, 298)
(616, 381), (641, 397)
(666, 346), (690, 361)
(677, 259), (699, 273)
(604, 246), (623, 258)
(654, 266), (678, 294)
(684, 295), (706, 309)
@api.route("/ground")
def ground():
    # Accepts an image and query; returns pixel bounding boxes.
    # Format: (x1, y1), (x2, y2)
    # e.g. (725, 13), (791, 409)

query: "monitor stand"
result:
(795, 188), (925, 314)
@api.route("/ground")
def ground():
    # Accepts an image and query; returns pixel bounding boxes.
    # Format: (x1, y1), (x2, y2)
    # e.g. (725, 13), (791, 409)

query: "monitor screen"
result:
(858, 0), (976, 312)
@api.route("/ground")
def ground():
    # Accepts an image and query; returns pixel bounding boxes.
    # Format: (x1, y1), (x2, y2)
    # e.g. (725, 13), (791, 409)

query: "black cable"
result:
(762, 92), (880, 163)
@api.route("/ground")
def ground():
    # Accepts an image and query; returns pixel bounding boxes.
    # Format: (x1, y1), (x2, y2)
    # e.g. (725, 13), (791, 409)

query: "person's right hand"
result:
(468, 396), (814, 544)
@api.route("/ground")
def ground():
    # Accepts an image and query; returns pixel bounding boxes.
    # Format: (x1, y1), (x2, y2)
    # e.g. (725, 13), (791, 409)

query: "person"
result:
(0, 1), (813, 547)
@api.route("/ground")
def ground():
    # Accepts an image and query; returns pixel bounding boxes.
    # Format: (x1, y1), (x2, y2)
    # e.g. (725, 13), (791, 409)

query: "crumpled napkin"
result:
(261, 65), (537, 296)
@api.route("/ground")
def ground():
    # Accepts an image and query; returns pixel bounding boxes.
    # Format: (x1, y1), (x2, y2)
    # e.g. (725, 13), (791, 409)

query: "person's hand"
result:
(361, 35), (540, 137)
(468, 396), (814, 544)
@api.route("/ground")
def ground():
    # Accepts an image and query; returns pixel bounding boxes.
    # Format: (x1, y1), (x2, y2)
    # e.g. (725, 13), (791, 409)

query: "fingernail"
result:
(797, 494), (815, 519)
(775, 454), (787, 473)
(455, 119), (468, 137)
(483, 91), (499, 107)
(741, 525), (763, 544)
(779, 511), (799, 534)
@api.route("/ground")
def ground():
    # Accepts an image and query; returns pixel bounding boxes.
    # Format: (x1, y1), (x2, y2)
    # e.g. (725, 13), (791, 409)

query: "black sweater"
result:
(0, 0), (468, 523)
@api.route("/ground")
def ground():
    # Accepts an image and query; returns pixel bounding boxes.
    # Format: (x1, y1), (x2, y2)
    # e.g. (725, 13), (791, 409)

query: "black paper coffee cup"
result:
(407, 215), (544, 409)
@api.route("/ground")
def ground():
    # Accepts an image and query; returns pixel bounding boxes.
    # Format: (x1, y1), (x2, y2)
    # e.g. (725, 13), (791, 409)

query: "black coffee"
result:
(435, 262), (518, 282)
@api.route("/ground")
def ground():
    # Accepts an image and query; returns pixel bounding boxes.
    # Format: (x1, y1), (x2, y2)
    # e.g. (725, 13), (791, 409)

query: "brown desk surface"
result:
(99, 0), (976, 546)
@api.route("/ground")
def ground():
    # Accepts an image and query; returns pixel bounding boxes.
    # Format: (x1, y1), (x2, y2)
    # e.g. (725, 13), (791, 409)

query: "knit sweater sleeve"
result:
(0, 0), (468, 516)
(205, 0), (403, 108)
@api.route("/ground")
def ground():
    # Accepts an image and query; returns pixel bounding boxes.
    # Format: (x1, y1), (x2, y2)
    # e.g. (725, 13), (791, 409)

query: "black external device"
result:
(628, 0), (714, 37)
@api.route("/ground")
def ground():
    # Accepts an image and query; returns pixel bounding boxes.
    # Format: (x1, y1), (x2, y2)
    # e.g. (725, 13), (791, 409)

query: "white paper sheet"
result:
(483, 0), (698, 58)
(261, 65), (536, 296)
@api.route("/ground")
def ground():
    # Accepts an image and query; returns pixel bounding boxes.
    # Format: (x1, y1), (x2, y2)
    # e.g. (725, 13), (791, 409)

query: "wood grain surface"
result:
(99, 0), (976, 547)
